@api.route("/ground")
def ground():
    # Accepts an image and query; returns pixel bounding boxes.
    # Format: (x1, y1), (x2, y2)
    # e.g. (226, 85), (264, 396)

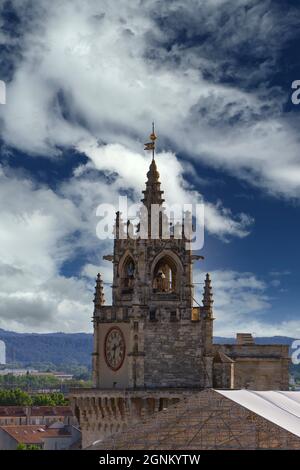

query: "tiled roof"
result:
(0, 407), (26, 417)
(213, 351), (234, 364)
(0, 406), (73, 417)
(1, 425), (71, 444)
(30, 406), (73, 417)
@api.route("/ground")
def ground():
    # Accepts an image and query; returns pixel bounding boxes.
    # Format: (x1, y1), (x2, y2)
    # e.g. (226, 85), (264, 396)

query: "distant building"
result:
(0, 406), (78, 427)
(0, 341), (6, 365)
(52, 373), (74, 381)
(0, 423), (81, 450)
(0, 368), (37, 376)
(0, 369), (73, 381)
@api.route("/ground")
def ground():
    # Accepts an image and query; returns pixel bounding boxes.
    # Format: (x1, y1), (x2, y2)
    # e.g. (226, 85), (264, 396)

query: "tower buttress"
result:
(94, 273), (105, 311)
(92, 273), (105, 387)
(203, 273), (213, 310)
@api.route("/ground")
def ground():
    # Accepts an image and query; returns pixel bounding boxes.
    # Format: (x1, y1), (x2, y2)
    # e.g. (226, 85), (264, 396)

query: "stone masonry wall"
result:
(70, 389), (190, 448)
(215, 344), (290, 390)
(144, 317), (209, 388)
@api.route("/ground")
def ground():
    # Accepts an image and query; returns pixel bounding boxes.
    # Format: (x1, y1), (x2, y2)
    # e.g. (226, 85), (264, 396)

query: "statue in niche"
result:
(123, 259), (135, 288)
(127, 261), (135, 278)
(154, 269), (167, 292)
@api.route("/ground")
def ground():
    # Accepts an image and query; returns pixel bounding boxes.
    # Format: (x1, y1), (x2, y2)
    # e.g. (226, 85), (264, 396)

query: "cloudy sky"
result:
(0, 0), (299, 336)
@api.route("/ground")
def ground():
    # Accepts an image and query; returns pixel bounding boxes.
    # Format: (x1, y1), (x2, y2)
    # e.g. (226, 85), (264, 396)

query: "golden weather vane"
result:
(144, 122), (157, 160)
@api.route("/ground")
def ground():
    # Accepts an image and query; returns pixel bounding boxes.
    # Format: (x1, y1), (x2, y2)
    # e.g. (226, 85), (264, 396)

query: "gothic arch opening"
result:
(152, 255), (178, 293)
(121, 256), (135, 290)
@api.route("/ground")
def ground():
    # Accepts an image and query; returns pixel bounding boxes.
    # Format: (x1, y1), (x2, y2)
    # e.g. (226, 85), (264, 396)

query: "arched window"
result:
(122, 256), (135, 289)
(152, 256), (177, 293)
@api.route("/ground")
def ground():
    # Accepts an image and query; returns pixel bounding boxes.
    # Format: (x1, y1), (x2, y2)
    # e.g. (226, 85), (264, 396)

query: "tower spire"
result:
(144, 121), (157, 160)
(142, 123), (164, 208)
(93, 273), (105, 310)
(203, 273), (213, 309)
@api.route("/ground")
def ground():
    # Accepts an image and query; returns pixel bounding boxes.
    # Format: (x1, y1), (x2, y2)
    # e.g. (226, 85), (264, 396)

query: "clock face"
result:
(104, 327), (126, 371)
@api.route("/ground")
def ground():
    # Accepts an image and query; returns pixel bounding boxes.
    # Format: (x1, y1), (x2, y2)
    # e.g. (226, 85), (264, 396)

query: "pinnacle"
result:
(94, 272), (105, 308)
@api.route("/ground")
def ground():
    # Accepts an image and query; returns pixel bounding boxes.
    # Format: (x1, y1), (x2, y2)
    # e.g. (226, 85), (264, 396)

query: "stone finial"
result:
(141, 158), (165, 209)
(203, 273), (213, 309)
(93, 273), (105, 308)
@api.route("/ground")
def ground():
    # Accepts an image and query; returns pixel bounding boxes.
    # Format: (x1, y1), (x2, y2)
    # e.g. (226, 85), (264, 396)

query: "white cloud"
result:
(194, 269), (300, 338)
(204, 202), (253, 241)
(0, 0), (299, 198)
(196, 269), (270, 332)
(0, 0), (298, 335)
(0, 166), (95, 332)
(0, 164), (294, 336)
(76, 140), (254, 240)
(0, 156), (252, 332)
(81, 263), (113, 304)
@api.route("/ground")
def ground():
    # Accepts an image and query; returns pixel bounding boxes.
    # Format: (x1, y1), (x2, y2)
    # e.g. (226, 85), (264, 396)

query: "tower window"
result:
(122, 257), (135, 290)
(152, 256), (177, 293)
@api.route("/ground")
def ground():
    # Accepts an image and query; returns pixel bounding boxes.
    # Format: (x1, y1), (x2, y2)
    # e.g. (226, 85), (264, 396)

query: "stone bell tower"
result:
(70, 126), (289, 448)
(92, 125), (214, 390)
(70, 126), (216, 448)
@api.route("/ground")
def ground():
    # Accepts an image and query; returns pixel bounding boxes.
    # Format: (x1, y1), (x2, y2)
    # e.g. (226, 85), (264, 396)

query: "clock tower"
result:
(92, 126), (214, 390)
(71, 127), (289, 449)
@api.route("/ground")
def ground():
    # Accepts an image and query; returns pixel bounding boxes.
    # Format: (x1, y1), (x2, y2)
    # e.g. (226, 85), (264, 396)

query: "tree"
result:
(32, 392), (67, 406)
(32, 394), (55, 406)
(48, 392), (67, 405)
(16, 443), (26, 450)
(0, 389), (32, 406)
(0, 389), (67, 406)
(17, 443), (41, 450)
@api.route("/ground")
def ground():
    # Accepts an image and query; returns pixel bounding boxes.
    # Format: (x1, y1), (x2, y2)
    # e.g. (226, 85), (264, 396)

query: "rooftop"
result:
(0, 405), (73, 417)
(88, 389), (300, 450)
(0, 425), (71, 444)
(216, 390), (300, 438)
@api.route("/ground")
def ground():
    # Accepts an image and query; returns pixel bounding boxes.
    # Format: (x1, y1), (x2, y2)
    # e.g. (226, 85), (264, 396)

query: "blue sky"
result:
(0, 0), (299, 336)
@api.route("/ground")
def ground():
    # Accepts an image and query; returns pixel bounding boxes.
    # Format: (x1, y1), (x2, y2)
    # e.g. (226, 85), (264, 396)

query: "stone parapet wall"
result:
(94, 306), (130, 322)
(69, 388), (197, 448)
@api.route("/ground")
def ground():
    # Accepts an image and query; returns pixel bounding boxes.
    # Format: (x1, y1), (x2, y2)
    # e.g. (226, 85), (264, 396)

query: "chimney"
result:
(236, 333), (254, 345)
